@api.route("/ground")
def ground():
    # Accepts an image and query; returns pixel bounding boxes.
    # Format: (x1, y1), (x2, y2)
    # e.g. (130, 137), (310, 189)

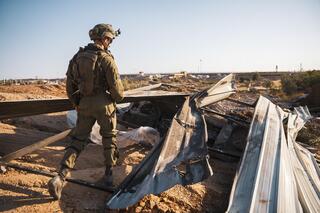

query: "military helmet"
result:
(89, 23), (120, 41)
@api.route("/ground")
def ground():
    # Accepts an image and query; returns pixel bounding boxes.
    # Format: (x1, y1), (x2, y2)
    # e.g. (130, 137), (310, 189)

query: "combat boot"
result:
(104, 166), (113, 186)
(48, 175), (64, 200)
(97, 165), (113, 188)
(48, 167), (70, 200)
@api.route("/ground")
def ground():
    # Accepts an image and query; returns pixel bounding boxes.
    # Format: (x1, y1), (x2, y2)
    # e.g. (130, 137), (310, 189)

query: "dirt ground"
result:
(0, 77), (319, 212)
(0, 80), (239, 213)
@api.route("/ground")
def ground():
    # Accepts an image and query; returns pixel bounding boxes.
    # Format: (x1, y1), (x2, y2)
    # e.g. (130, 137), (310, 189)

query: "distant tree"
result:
(265, 80), (272, 88)
(281, 75), (297, 95)
(280, 71), (320, 95)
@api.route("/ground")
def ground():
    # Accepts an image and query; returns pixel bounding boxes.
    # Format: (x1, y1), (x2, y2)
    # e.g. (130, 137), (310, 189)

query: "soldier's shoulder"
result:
(100, 50), (115, 63)
(101, 50), (114, 58)
(69, 47), (84, 60)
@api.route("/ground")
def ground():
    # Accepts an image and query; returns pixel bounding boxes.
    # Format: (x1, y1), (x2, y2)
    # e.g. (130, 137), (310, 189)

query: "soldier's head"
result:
(89, 23), (120, 49)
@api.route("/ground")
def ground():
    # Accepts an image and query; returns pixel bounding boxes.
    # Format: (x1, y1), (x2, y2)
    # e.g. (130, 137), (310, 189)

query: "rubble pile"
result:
(0, 74), (319, 212)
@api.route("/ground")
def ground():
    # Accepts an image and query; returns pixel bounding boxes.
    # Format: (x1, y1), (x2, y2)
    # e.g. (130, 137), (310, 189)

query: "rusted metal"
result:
(0, 99), (73, 120)
(0, 92), (188, 120)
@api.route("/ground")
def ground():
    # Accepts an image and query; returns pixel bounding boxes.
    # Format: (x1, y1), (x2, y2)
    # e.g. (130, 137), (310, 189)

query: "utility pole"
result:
(299, 63), (303, 72)
(198, 59), (202, 73)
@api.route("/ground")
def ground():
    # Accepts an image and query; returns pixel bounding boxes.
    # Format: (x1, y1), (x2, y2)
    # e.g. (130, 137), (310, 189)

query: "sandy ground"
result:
(0, 142), (237, 212)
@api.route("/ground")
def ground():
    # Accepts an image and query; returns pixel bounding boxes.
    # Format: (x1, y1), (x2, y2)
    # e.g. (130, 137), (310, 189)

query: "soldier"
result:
(48, 23), (124, 200)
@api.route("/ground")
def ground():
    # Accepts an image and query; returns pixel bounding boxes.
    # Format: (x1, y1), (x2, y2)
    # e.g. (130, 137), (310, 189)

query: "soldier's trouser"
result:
(60, 94), (119, 172)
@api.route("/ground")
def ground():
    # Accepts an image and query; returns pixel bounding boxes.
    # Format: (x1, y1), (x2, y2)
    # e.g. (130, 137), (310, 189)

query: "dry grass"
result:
(122, 78), (150, 91)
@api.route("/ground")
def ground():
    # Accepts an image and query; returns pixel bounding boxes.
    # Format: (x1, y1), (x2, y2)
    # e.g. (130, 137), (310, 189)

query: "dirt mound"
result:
(0, 84), (66, 101)
(3, 112), (69, 133)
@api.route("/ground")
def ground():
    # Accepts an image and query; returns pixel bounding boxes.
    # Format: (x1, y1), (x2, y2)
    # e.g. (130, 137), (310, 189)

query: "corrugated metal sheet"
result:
(106, 96), (212, 209)
(227, 96), (319, 213)
(106, 74), (235, 209)
(0, 85), (189, 120)
(197, 74), (235, 108)
(287, 109), (320, 212)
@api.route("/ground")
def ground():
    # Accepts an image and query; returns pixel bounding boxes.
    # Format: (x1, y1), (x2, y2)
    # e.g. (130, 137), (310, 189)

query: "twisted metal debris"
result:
(227, 96), (319, 213)
(106, 74), (236, 209)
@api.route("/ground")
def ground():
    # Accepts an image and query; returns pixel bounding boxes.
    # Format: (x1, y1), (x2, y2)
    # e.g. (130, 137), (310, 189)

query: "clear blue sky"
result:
(0, 0), (319, 79)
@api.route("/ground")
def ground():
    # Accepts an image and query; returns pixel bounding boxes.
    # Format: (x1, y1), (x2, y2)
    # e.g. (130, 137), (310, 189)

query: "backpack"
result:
(69, 48), (106, 96)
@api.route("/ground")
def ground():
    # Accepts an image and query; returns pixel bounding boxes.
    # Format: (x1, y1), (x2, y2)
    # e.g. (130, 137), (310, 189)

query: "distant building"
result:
(138, 71), (145, 76)
(149, 74), (163, 81)
(173, 71), (188, 78)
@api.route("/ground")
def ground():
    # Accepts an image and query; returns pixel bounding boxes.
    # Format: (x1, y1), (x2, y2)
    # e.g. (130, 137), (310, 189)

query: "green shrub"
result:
(281, 71), (320, 95)
(265, 80), (272, 88)
(281, 75), (297, 95)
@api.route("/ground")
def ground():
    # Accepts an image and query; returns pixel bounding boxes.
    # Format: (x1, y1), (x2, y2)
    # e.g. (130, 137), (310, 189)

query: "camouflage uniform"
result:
(62, 43), (124, 171)
(48, 23), (123, 200)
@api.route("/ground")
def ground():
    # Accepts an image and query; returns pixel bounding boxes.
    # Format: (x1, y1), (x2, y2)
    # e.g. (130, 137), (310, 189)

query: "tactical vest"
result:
(69, 47), (109, 97)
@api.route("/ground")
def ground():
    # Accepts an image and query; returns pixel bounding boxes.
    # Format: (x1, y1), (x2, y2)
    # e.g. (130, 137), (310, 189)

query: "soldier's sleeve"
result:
(102, 55), (124, 102)
(66, 60), (79, 106)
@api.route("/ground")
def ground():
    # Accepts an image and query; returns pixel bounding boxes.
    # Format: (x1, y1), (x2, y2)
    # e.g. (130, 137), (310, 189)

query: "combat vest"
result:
(69, 46), (109, 97)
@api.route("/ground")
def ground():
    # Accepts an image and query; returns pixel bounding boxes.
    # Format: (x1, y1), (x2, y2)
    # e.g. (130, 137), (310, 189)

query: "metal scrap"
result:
(5, 74), (318, 211)
(197, 73), (235, 108)
(0, 84), (189, 120)
(287, 106), (319, 212)
(106, 74), (236, 209)
(226, 96), (319, 213)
